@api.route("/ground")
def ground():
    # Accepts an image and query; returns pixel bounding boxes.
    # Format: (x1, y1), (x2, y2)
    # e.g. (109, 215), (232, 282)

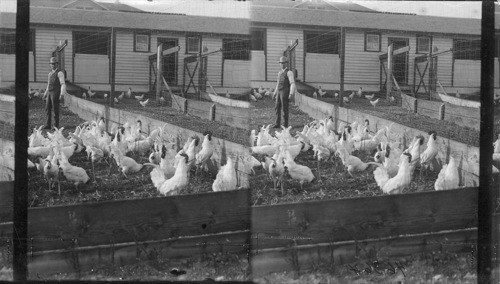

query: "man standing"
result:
(43, 57), (66, 130)
(272, 56), (296, 128)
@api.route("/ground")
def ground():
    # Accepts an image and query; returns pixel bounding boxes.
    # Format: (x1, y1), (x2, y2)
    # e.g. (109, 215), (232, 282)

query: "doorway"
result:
(157, 37), (178, 86)
(388, 37), (409, 86)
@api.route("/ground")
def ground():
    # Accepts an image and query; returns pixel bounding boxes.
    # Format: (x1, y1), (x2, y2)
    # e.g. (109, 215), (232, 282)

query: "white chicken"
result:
(159, 144), (178, 179)
(258, 86), (266, 95)
(365, 93), (375, 100)
(434, 156), (460, 191)
(212, 157), (238, 192)
(135, 94), (144, 101)
(343, 96), (350, 104)
(118, 92), (125, 100)
(349, 92), (355, 100)
(140, 99), (149, 107)
(249, 93), (257, 102)
(87, 86), (96, 99)
(357, 87), (363, 97)
(249, 129), (257, 147)
(420, 131), (439, 172)
(126, 87), (132, 99)
(251, 144), (278, 156)
(110, 147), (151, 178)
(283, 150), (315, 190)
(150, 153), (189, 196)
(336, 147), (380, 177)
(195, 131), (215, 173)
(82, 92), (88, 100)
(312, 143), (331, 184)
(334, 92), (339, 99)
(405, 135), (425, 174)
(43, 155), (60, 195)
(312, 91), (318, 99)
(374, 152), (413, 195)
(57, 149), (90, 191)
(269, 153), (286, 195)
(318, 86), (326, 97)
(370, 98), (380, 107)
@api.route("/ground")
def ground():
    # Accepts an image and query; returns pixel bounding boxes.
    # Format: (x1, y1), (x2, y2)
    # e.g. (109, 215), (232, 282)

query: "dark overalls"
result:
(46, 69), (61, 128)
(275, 68), (291, 128)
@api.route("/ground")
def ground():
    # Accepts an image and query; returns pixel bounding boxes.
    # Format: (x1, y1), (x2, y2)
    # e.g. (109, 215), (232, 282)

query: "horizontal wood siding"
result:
(223, 60), (251, 87)
(344, 30), (380, 86)
(35, 28), (73, 84)
(432, 37), (453, 87)
(29, 52), (35, 82)
(304, 53), (339, 83)
(114, 31), (150, 86)
(203, 36), (223, 87)
(266, 28), (303, 82)
(0, 55), (15, 86)
(454, 60), (481, 87)
(251, 50), (265, 81)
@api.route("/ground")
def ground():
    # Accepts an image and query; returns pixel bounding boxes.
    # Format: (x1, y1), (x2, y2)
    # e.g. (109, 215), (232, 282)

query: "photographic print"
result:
(0, 0), (498, 283)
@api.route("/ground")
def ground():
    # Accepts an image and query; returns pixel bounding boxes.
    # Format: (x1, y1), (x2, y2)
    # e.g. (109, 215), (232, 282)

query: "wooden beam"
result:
(251, 187), (477, 250)
(380, 45), (410, 61)
(386, 44), (393, 99)
(156, 43), (163, 102)
(25, 189), (249, 252)
(28, 230), (249, 276)
(252, 228), (477, 276)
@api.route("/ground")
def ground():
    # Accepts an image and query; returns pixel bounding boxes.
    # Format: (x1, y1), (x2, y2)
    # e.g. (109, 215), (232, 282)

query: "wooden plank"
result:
(28, 189), (250, 252)
(28, 230), (249, 276)
(171, 94), (186, 112)
(252, 228), (477, 276)
(251, 188), (477, 250)
(0, 182), (13, 223)
(417, 99), (441, 120)
(214, 104), (251, 130)
(186, 100), (213, 121)
(207, 93), (251, 108)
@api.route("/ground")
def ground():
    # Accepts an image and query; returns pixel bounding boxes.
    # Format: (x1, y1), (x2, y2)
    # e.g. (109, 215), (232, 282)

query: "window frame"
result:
(0, 29), (16, 55)
(416, 36), (431, 54)
(186, 36), (201, 54)
(134, 32), (150, 53)
(453, 38), (481, 61)
(364, 32), (381, 52)
(222, 38), (251, 61)
(304, 30), (340, 55)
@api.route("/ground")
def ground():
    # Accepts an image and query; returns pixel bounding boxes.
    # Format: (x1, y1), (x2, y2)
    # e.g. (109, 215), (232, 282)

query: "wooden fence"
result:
(293, 92), (480, 187)
(401, 93), (480, 130)
(63, 94), (255, 189)
(171, 94), (251, 130)
(0, 182), (250, 275)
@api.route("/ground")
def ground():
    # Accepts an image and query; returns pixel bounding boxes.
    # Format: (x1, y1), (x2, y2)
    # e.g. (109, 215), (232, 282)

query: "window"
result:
(134, 33), (150, 52)
(251, 29), (265, 51)
(453, 38), (480, 60)
(223, 38), (250, 60)
(74, 31), (109, 55)
(305, 31), (339, 54)
(416, 36), (431, 54)
(186, 36), (201, 54)
(365, 33), (381, 52)
(0, 30), (16, 54)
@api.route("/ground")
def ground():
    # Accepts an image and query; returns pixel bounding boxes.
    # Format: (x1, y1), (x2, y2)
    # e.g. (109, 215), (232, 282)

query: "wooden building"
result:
(0, 0), (250, 92)
(251, 0), (482, 94)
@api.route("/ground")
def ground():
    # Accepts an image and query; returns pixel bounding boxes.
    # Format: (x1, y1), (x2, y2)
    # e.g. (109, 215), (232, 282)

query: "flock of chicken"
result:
(249, 117), (460, 196)
(27, 118), (260, 197)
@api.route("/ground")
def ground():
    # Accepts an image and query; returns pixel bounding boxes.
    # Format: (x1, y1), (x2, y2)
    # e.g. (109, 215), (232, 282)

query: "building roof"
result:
(251, 0), (376, 12)
(3, 7), (248, 35)
(252, 5), (481, 35)
(30, 0), (142, 12)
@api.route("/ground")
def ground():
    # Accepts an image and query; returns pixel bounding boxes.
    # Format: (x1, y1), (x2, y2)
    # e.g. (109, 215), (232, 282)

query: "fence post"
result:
(183, 99), (188, 114)
(413, 98), (418, 114)
(387, 44), (394, 100)
(210, 104), (216, 121)
(439, 104), (445, 120)
(156, 44), (163, 103)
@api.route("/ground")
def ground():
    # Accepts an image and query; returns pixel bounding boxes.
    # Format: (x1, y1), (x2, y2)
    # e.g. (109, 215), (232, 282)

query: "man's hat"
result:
(49, 57), (58, 64)
(278, 56), (288, 63)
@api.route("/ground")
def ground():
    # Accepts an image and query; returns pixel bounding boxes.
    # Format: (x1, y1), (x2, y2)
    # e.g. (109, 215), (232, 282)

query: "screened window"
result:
(134, 33), (150, 52)
(305, 31), (339, 54)
(0, 30), (16, 54)
(453, 38), (481, 60)
(365, 33), (381, 52)
(186, 36), (200, 54)
(251, 29), (265, 51)
(74, 32), (109, 55)
(223, 38), (250, 60)
(416, 36), (431, 54)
